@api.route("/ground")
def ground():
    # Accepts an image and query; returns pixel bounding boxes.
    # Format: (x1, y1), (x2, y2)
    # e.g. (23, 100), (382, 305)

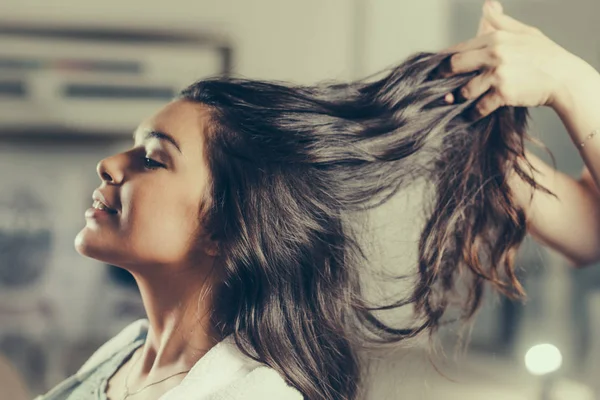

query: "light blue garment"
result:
(64, 338), (144, 400)
(36, 328), (145, 400)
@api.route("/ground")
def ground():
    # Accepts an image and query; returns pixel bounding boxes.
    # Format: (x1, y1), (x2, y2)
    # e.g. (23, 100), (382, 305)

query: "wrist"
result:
(548, 58), (600, 147)
(550, 59), (600, 114)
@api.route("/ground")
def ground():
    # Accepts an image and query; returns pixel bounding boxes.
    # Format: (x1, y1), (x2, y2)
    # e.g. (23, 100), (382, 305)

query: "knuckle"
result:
(488, 45), (506, 64)
(476, 101), (487, 115)
(496, 86), (511, 102)
(493, 66), (509, 85)
(448, 54), (460, 73)
(460, 86), (470, 99)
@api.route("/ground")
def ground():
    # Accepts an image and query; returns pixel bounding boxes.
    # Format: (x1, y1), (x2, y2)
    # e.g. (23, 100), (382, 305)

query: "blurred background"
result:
(0, 0), (598, 399)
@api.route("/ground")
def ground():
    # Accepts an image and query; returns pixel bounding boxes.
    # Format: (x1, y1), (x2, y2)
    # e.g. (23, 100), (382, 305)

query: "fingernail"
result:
(483, 1), (495, 16)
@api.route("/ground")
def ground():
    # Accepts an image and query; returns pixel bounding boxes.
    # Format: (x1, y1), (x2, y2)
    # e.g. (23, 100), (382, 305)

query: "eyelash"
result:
(143, 156), (165, 170)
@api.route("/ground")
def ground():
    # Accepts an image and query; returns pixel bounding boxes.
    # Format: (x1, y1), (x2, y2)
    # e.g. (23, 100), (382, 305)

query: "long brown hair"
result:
(179, 51), (548, 399)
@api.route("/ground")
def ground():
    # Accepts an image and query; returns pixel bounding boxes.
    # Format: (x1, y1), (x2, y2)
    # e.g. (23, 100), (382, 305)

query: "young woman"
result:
(36, 1), (600, 399)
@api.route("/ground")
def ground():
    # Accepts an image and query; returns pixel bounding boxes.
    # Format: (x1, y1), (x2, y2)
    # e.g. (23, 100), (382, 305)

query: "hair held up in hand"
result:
(179, 51), (547, 400)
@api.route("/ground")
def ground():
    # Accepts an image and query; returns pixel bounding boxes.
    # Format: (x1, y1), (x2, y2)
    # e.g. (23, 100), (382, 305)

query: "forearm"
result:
(505, 61), (600, 267)
(508, 150), (600, 267)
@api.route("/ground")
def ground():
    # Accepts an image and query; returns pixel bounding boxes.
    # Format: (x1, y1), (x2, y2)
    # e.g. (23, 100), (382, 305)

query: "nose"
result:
(96, 154), (125, 184)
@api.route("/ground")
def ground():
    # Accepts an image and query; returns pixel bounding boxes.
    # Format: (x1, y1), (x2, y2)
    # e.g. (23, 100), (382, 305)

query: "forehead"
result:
(139, 99), (210, 152)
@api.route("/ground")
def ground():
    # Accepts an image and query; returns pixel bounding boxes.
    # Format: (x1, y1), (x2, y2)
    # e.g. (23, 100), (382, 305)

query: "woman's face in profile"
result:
(74, 100), (216, 272)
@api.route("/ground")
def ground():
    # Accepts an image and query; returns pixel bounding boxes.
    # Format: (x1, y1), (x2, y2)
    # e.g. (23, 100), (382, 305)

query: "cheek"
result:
(118, 190), (200, 263)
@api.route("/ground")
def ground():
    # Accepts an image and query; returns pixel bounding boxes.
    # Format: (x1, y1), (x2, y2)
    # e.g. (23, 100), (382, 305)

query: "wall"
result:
(0, 0), (356, 83)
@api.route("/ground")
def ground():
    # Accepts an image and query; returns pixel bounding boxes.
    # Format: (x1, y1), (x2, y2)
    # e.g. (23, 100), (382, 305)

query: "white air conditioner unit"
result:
(0, 24), (233, 136)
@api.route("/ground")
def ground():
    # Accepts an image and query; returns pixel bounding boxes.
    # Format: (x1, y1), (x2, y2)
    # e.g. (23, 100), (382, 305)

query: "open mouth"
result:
(92, 200), (118, 214)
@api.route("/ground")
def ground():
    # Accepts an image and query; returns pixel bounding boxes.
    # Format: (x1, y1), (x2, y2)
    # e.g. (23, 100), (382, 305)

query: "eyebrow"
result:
(133, 130), (182, 154)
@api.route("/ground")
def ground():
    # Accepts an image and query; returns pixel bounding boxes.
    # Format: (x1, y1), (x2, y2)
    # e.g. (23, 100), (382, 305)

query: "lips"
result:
(92, 190), (118, 214)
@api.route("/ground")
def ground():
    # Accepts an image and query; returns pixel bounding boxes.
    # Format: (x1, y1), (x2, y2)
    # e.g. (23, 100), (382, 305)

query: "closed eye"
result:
(143, 157), (165, 170)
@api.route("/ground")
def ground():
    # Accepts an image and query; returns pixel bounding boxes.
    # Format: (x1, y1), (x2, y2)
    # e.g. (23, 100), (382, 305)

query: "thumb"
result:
(483, 1), (535, 33)
(477, 14), (495, 36)
(488, 0), (503, 13)
(477, 1), (500, 36)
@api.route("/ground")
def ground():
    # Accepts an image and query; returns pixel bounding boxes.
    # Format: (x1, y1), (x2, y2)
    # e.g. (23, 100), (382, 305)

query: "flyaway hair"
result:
(179, 51), (549, 400)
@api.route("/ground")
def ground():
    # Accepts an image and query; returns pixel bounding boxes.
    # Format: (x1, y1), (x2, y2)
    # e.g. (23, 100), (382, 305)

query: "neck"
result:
(129, 262), (221, 376)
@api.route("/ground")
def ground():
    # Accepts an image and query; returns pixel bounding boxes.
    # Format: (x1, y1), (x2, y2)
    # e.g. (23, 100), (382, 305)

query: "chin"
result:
(73, 227), (112, 263)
